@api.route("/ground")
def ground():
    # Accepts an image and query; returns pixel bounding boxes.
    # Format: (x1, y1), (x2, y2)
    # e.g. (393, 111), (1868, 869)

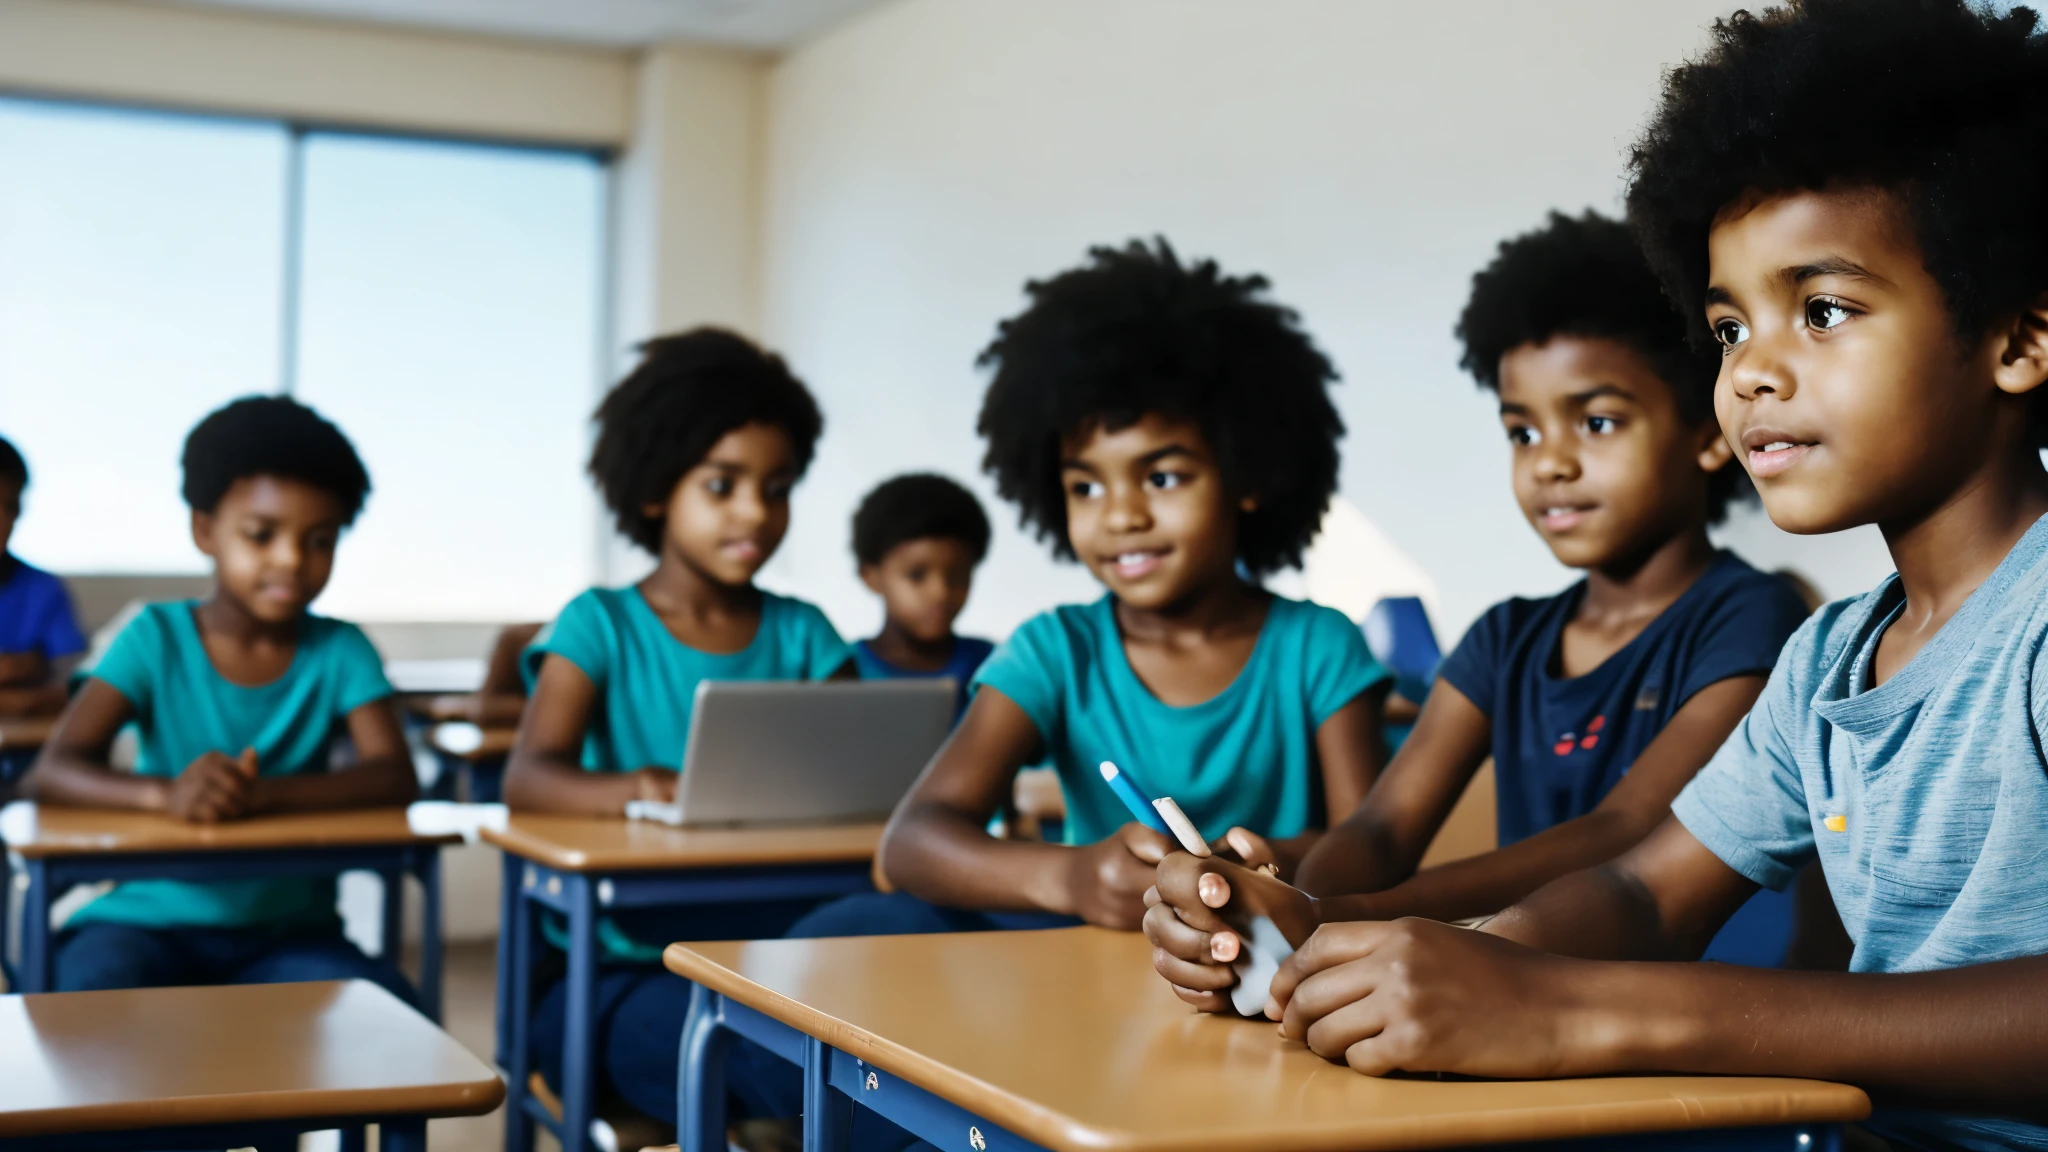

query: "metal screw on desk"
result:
(546, 876), (561, 896)
(865, 1072), (878, 1091)
(597, 879), (615, 905)
(524, 866), (536, 890)
(968, 1126), (986, 1151)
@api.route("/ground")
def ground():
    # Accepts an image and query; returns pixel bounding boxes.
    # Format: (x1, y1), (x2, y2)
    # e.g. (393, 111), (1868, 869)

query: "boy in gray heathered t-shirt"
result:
(1142, 2), (2048, 1148)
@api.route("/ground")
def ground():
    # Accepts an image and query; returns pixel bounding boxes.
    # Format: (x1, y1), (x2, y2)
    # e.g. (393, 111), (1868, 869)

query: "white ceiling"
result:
(153, 0), (894, 50)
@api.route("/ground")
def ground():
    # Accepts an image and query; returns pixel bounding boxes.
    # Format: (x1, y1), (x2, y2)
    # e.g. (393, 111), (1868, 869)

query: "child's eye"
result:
(245, 528), (274, 545)
(1068, 479), (1104, 499)
(309, 533), (338, 553)
(1147, 470), (1187, 490)
(907, 566), (928, 582)
(705, 476), (734, 496)
(1505, 425), (1540, 447)
(1712, 318), (1750, 349)
(1805, 296), (1856, 332)
(764, 480), (794, 501)
(1585, 415), (1619, 435)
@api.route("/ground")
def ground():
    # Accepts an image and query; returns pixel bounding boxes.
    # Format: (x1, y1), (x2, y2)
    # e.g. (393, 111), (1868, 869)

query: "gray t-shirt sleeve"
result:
(1670, 624), (1819, 891)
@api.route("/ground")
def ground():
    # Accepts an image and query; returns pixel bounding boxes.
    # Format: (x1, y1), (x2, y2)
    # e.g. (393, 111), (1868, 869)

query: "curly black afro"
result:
(852, 473), (992, 568)
(181, 396), (370, 523)
(1456, 210), (1748, 523)
(975, 238), (1343, 575)
(1627, 0), (2048, 442)
(0, 434), (25, 491)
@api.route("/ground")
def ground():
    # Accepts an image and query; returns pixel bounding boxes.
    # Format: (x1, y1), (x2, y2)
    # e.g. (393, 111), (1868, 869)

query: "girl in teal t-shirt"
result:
(505, 329), (852, 1125)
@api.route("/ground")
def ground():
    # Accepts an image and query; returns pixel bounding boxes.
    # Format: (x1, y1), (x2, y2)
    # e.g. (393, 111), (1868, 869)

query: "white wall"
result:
(758, 0), (1896, 646)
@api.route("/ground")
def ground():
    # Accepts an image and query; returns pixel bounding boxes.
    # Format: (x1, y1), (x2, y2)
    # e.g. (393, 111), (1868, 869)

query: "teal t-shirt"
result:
(972, 594), (1392, 847)
(524, 585), (852, 959)
(69, 602), (393, 931)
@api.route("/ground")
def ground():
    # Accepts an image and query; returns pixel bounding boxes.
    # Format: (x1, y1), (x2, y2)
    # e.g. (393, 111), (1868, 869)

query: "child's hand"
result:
(1212, 826), (1303, 880)
(165, 750), (256, 823)
(630, 767), (680, 804)
(0, 650), (48, 688)
(1268, 918), (1600, 1077)
(1144, 853), (1321, 1012)
(1062, 822), (1176, 930)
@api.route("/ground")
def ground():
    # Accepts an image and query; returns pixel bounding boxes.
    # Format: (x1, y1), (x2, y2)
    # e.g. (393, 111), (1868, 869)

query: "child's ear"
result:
(1992, 292), (2048, 398)
(1695, 425), (1736, 475)
(858, 563), (886, 596)
(189, 509), (219, 559)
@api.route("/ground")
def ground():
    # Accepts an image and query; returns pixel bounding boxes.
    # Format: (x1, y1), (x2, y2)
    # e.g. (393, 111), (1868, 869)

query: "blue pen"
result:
(1097, 761), (1170, 833)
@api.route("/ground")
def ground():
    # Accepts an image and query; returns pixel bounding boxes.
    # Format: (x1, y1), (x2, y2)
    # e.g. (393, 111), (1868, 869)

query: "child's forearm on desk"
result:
(254, 755), (418, 813)
(879, 803), (1079, 914)
(23, 751), (171, 811)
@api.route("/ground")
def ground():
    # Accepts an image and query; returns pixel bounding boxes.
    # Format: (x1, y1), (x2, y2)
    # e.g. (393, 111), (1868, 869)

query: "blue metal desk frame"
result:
(678, 986), (1845, 1152)
(0, 1114), (430, 1152)
(0, 841), (446, 1020)
(494, 850), (872, 1152)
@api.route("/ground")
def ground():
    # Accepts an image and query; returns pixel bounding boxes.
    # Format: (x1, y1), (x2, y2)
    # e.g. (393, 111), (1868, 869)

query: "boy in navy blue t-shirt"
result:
(1144, 212), (1810, 972)
(0, 435), (86, 719)
(848, 473), (996, 719)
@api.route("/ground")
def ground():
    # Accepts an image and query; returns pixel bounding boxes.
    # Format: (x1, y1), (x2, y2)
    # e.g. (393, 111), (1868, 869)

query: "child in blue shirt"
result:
(0, 435), (86, 719)
(807, 239), (1392, 943)
(848, 473), (996, 718)
(1152, 3), (2048, 1147)
(23, 397), (417, 1002)
(505, 327), (851, 1125)
(1147, 213), (1810, 957)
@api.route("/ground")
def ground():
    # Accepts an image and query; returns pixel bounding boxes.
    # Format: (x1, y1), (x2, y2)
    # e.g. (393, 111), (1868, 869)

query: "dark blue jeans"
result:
(53, 920), (418, 1007)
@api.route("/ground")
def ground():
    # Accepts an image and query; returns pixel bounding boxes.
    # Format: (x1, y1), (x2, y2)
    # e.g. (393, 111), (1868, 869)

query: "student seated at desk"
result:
(21, 397), (417, 1000)
(849, 473), (996, 719)
(1150, 3), (2048, 1147)
(1158, 212), (1812, 938)
(503, 328), (852, 1127)
(797, 239), (1393, 940)
(0, 434), (86, 718)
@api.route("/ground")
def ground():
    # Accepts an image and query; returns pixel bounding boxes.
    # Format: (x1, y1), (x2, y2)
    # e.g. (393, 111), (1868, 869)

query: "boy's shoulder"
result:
(0, 556), (63, 598)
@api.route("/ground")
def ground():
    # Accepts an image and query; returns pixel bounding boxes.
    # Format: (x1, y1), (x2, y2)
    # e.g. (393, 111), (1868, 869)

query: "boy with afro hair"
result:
(819, 238), (1394, 939)
(1146, 210), (1813, 980)
(849, 472), (996, 718)
(1150, 3), (2048, 1147)
(25, 396), (419, 1002)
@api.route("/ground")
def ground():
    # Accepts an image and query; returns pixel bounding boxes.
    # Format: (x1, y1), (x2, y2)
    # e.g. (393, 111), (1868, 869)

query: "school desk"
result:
(424, 718), (518, 803)
(0, 715), (53, 789)
(482, 813), (882, 1152)
(666, 927), (1872, 1152)
(0, 802), (458, 1017)
(0, 978), (502, 1151)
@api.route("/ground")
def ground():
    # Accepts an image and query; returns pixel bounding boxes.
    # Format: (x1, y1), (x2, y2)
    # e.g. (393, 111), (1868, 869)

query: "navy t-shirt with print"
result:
(1438, 552), (1811, 847)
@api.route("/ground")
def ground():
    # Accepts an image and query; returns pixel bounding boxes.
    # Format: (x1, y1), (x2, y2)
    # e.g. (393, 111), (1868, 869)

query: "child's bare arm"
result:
(502, 654), (669, 814)
(1312, 674), (1766, 925)
(1291, 682), (1492, 897)
(1267, 822), (2048, 1120)
(0, 650), (49, 687)
(1237, 685), (1392, 878)
(878, 687), (1173, 928)
(20, 679), (171, 811)
(250, 697), (418, 814)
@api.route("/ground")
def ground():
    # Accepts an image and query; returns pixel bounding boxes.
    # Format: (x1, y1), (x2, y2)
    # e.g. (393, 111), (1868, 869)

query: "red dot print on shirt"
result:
(1553, 736), (1576, 756)
(1580, 734), (1600, 750)
(1588, 716), (1606, 733)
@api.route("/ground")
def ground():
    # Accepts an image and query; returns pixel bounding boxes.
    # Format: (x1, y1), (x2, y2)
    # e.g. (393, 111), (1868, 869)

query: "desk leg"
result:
(0, 851), (13, 988)
(381, 1117), (429, 1152)
(379, 867), (405, 968)
(680, 984), (732, 1152)
(416, 848), (444, 1022)
(802, 1035), (851, 1152)
(504, 862), (536, 1152)
(19, 858), (50, 993)
(562, 873), (599, 1152)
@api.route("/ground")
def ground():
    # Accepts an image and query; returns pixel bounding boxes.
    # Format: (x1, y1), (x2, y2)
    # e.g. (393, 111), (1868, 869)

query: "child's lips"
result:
(721, 539), (764, 562)
(1747, 441), (1814, 478)
(1106, 549), (1168, 580)
(1538, 505), (1595, 532)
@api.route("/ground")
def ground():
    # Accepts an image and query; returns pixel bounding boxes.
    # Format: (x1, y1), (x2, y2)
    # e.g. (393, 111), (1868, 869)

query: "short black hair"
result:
(590, 327), (825, 554)
(0, 435), (24, 491)
(976, 238), (1343, 575)
(852, 473), (993, 568)
(181, 395), (371, 523)
(1626, 0), (2048, 444)
(1456, 210), (1749, 523)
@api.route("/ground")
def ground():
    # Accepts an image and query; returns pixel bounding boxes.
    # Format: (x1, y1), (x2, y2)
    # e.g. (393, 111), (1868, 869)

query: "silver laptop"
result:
(641, 679), (955, 827)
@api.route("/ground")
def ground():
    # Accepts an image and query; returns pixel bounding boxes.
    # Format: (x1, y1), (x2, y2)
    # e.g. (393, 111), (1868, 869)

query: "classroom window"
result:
(292, 134), (606, 621)
(0, 97), (609, 621)
(0, 99), (287, 574)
